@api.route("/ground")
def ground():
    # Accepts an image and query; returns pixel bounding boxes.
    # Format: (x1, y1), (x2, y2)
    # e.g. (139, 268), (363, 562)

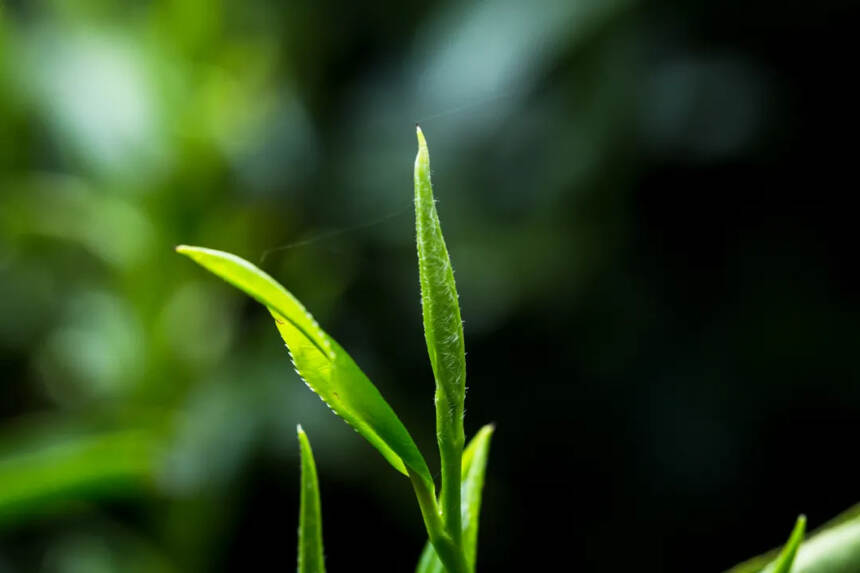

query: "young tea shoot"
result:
(177, 129), (860, 573)
(177, 128), (490, 573)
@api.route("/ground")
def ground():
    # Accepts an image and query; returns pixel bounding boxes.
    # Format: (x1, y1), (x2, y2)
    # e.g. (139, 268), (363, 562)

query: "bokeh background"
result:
(1, 0), (857, 571)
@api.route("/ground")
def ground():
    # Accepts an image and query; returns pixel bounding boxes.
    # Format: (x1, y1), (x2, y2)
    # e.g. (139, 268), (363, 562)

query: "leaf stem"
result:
(409, 470), (469, 573)
(438, 393), (464, 549)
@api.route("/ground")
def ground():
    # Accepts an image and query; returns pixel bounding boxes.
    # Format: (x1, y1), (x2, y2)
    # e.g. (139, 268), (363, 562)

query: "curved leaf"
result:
(297, 426), (325, 573)
(416, 424), (495, 573)
(176, 246), (432, 486)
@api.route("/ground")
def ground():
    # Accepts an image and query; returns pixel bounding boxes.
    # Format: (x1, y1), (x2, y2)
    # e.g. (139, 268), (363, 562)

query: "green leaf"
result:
(790, 517), (860, 573)
(176, 246), (432, 487)
(728, 507), (860, 573)
(0, 428), (156, 525)
(415, 125), (467, 546)
(765, 515), (805, 573)
(297, 426), (325, 573)
(416, 424), (495, 573)
(414, 125), (466, 421)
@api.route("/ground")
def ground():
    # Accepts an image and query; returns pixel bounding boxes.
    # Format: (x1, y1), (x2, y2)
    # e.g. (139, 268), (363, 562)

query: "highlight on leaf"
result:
(175, 246), (432, 487)
(297, 425), (325, 573)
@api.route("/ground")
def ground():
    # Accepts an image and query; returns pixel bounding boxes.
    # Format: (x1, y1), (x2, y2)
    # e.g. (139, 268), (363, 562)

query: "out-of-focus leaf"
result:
(415, 530), (445, 573)
(175, 246), (432, 486)
(790, 518), (860, 573)
(415, 125), (467, 542)
(297, 425), (325, 573)
(728, 506), (860, 573)
(0, 428), (157, 525)
(416, 424), (495, 573)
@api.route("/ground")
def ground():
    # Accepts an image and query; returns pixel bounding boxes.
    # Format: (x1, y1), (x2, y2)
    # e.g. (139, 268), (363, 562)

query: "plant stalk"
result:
(409, 470), (469, 573)
(437, 389), (464, 549)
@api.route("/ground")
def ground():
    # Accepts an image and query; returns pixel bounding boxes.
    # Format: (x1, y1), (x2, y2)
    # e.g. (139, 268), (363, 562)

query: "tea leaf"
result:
(176, 246), (432, 486)
(415, 126), (467, 543)
(297, 426), (325, 573)
(414, 126), (466, 424)
(415, 424), (495, 573)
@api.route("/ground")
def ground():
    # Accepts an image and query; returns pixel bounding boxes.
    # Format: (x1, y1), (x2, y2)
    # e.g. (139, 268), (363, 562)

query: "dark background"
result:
(1, 1), (857, 571)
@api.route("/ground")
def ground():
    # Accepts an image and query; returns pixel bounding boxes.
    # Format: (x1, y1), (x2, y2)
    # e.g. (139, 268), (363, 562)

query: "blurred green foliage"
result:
(1, 0), (635, 569)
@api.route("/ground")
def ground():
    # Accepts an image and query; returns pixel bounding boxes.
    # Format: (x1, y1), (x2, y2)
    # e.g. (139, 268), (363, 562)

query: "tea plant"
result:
(176, 129), (860, 572)
(177, 127), (491, 573)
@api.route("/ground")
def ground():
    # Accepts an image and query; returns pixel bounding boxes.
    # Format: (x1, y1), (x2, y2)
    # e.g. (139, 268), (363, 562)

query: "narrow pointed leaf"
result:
(414, 126), (466, 416)
(297, 426), (325, 573)
(415, 126), (467, 544)
(416, 424), (495, 573)
(176, 246), (432, 486)
(765, 515), (805, 573)
(460, 424), (494, 566)
(728, 507), (860, 573)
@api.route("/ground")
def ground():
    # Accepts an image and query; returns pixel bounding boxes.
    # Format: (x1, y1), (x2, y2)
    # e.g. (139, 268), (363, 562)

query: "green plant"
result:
(174, 129), (860, 573)
(177, 127), (492, 573)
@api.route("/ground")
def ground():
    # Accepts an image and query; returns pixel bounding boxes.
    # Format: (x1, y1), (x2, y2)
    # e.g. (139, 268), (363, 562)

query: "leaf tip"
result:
(791, 512), (806, 538)
(793, 514), (807, 540)
(175, 245), (206, 259)
(416, 125), (428, 160)
(297, 424), (305, 437)
(476, 423), (496, 440)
